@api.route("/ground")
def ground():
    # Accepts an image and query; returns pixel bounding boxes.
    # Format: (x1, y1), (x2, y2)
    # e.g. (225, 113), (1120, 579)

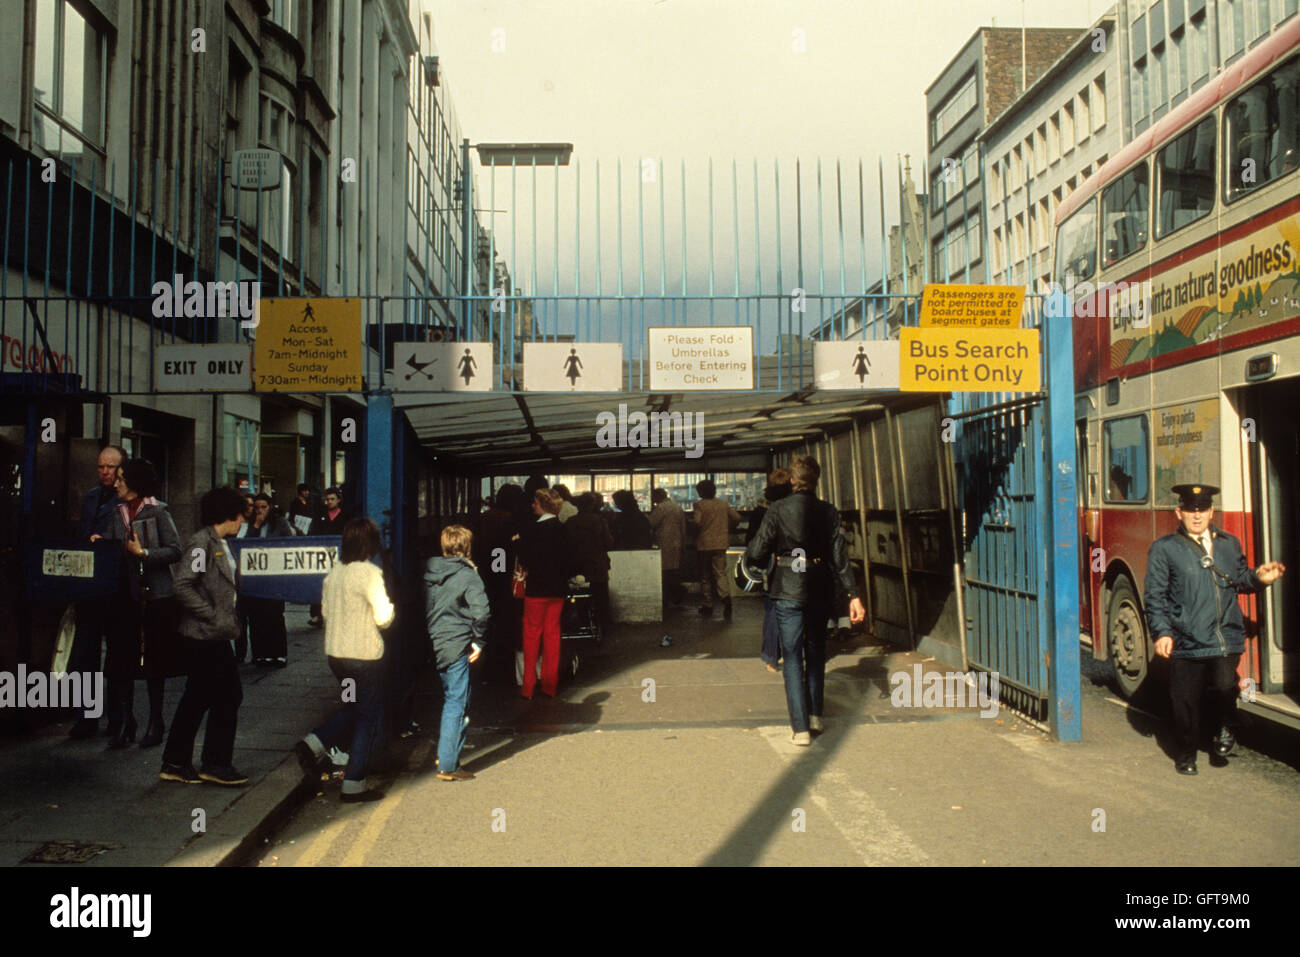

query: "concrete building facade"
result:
(982, 16), (1124, 293)
(926, 26), (1086, 286)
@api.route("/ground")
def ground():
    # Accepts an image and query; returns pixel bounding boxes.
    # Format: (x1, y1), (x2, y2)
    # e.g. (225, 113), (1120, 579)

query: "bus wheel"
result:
(1107, 577), (1149, 698)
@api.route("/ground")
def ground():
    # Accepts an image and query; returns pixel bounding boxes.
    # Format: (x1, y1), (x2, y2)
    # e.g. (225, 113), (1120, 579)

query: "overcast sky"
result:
(424, 0), (1099, 344)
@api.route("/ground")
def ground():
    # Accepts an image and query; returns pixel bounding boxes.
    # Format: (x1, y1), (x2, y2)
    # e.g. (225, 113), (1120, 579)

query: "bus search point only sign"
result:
(920, 283), (1025, 328)
(255, 298), (362, 392)
(900, 328), (1041, 392)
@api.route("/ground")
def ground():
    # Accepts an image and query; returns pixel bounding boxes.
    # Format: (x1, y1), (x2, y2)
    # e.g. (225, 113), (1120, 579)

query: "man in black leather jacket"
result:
(744, 456), (865, 746)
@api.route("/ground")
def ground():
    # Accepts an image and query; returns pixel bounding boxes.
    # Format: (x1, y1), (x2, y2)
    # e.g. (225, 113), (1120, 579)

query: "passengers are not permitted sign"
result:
(648, 326), (753, 390)
(900, 328), (1040, 392)
(255, 298), (362, 392)
(919, 283), (1025, 328)
(523, 342), (623, 391)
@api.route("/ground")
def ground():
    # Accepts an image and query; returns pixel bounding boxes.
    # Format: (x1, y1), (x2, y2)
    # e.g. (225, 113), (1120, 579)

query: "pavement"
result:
(1, 598), (1298, 867)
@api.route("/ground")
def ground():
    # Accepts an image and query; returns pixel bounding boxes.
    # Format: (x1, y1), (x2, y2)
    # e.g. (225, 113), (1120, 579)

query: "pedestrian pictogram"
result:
(851, 345), (871, 384)
(457, 348), (477, 386)
(813, 340), (900, 390)
(522, 342), (622, 391)
(564, 348), (583, 386)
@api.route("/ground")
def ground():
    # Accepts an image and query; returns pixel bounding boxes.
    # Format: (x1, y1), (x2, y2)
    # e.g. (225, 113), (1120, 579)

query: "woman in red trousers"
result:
(516, 488), (574, 698)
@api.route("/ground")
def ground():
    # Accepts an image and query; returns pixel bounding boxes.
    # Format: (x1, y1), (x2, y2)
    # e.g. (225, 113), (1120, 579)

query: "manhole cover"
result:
(23, 840), (120, 864)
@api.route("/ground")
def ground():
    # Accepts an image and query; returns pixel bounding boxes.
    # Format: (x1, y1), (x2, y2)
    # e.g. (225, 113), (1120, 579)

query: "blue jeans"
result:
(761, 596), (780, 667)
(315, 658), (384, 784)
(437, 654), (472, 773)
(771, 599), (829, 733)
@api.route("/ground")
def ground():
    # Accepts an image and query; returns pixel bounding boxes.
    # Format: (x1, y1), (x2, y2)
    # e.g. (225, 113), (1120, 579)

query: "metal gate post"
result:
(1045, 290), (1081, 741)
(365, 392), (395, 550)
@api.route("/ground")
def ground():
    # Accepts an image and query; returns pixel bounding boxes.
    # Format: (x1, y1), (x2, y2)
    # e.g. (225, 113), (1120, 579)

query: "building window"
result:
(269, 0), (298, 34)
(1254, 0), (1272, 40)
(1153, 47), (1168, 117)
(1035, 125), (1047, 174)
(966, 212), (982, 264)
(32, 0), (108, 156)
(1171, 28), (1188, 97)
(1101, 161), (1150, 267)
(1224, 54), (1300, 200)
(990, 160), (1002, 201)
(1011, 146), (1024, 191)
(1221, 0), (1246, 58)
(1132, 60), (1148, 129)
(1078, 87), (1091, 140)
(1062, 102), (1075, 153)
(1157, 115), (1215, 236)
(992, 226), (1004, 276)
(1190, 9), (1210, 84)
(931, 75), (978, 145)
(1104, 415), (1150, 504)
(962, 146), (979, 185)
(260, 94), (293, 155)
(1093, 75), (1107, 131)
(1048, 115), (1061, 164)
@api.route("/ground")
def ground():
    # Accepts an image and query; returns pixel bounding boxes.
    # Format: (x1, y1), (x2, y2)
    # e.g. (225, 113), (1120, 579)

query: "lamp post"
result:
(459, 141), (574, 335)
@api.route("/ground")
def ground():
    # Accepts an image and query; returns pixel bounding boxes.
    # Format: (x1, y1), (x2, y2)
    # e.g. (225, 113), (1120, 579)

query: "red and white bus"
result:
(1054, 17), (1300, 729)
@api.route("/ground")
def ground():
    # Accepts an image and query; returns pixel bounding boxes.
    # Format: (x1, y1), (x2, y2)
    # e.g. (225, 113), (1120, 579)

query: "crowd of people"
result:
(66, 449), (865, 801)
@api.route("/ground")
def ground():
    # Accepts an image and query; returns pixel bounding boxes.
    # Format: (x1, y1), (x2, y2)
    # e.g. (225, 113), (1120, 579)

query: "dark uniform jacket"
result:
(1143, 525), (1262, 659)
(744, 490), (854, 608)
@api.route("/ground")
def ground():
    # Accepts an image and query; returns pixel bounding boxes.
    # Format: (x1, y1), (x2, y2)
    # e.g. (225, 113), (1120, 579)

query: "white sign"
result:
(155, 344), (253, 392)
(239, 545), (338, 576)
(813, 340), (901, 390)
(648, 326), (753, 390)
(523, 342), (623, 391)
(42, 549), (94, 578)
(390, 342), (493, 392)
(235, 149), (282, 190)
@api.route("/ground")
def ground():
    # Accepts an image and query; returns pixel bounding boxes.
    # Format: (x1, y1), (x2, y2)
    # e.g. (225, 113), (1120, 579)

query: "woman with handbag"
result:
(516, 488), (573, 698)
(92, 459), (183, 749)
(245, 493), (293, 666)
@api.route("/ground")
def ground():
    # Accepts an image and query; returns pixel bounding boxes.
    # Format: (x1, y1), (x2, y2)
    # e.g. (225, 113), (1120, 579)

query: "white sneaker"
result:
(810, 716), (824, 733)
(791, 731), (812, 746)
(328, 747), (349, 768)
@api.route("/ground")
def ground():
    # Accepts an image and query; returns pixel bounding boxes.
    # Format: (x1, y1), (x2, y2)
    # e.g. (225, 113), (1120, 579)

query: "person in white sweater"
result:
(294, 517), (394, 802)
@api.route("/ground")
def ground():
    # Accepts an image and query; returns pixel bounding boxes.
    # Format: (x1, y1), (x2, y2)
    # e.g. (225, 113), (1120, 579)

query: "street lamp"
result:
(458, 141), (574, 334)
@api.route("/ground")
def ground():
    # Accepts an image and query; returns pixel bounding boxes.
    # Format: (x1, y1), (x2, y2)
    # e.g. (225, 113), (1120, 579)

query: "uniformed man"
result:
(1144, 484), (1285, 775)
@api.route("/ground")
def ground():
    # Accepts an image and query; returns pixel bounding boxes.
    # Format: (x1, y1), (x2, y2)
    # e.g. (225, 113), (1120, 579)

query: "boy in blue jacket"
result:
(424, 525), (490, 781)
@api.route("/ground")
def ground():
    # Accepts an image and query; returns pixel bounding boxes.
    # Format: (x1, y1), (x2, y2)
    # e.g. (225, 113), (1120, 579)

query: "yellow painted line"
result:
(340, 737), (436, 868)
(295, 795), (354, 868)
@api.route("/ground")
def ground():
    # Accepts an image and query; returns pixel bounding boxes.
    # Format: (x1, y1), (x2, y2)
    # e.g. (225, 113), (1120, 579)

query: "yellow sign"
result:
(254, 298), (362, 392)
(919, 283), (1026, 328)
(900, 328), (1040, 392)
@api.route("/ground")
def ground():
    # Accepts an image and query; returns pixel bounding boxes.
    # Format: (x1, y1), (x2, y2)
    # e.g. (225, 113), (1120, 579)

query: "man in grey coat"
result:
(160, 487), (248, 786)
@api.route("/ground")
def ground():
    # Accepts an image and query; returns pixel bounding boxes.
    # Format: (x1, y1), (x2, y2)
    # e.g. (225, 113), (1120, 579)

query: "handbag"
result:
(512, 560), (528, 599)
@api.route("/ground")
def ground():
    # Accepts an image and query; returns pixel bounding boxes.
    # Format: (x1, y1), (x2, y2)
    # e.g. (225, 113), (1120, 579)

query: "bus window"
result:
(1225, 54), (1300, 200)
(1101, 162), (1149, 267)
(1157, 116), (1216, 237)
(1103, 414), (1149, 504)
(1054, 199), (1097, 286)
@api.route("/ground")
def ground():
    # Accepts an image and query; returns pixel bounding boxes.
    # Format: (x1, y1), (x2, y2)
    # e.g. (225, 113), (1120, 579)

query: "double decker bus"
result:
(1054, 17), (1300, 729)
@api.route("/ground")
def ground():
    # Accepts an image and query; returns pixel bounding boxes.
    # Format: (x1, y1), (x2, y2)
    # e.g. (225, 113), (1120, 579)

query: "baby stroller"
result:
(515, 577), (602, 687)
